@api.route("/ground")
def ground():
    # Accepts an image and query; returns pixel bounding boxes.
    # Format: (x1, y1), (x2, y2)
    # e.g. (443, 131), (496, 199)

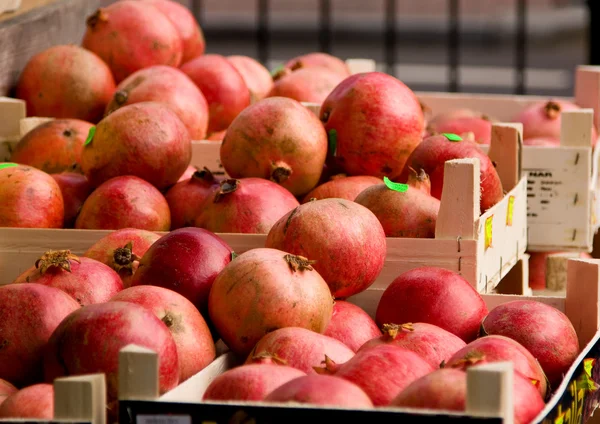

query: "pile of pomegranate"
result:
(0, 229), (581, 423)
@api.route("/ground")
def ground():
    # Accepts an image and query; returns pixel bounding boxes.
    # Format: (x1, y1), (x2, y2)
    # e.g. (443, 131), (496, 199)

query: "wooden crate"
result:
(115, 257), (600, 424)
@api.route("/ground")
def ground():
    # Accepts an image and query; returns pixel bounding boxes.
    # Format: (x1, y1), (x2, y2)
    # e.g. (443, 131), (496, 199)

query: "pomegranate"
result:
(227, 55), (274, 103)
(523, 137), (560, 146)
(264, 374), (374, 407)
(177, 165), (197, 183)
(51, 172), (93, 228)
(136, 0), (205, 63)
(0, 384), (54, 419)
(44, 301), (179, 400)
(354, 168), (440, 238)
(246, 327), (355, 374)
(220, 97), (327, 196)
(0, 284), (80, 386)
(446, 335), (548, 398)
(0, 163), (64, 228)
(16, 45), (115, 122)
(391, 367), (545, 424)
(265, 198), (386, 298)
(427, 116), (493, 145)
(481, 300), (579, 387)
(110, 285), (215, 382)
(75, 176), (171, 230)
(206, 130), (227, 141)
(315, 344), (433, 406)
(10, 119), (93, 174)
(359, 323), (466, 368)
(208, 248), (333, 357)
(269, 67), (345, 104)
(513, 100), (598, 146)
(427, 108), (492, 126)
(0, 380), (17, 406)
(528, 251), (591, 290)
(81, 102), (191, 190)
(320, 72), (425, 179)
(165, 168), (221, 229)
(203, 363), (306, 401)
(82, 1), (183, 82)
(83, 228), (160, 288)
(323, 300), (381, 352)
(130, 227), (232, 314)
(376, 267), (488, 342)
(180, 54), (251, 133)
(284, 52), (350, 78)
(302, 175), (381, 203)
(194, 178), (300, 234)
(12, 250), (123, 306)
(105, 65), (209, 140)
(399, 134), (504, 213)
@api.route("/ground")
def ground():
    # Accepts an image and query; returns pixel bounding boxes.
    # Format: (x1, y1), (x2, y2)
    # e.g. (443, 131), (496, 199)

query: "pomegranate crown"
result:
(35, 250), (81, 274)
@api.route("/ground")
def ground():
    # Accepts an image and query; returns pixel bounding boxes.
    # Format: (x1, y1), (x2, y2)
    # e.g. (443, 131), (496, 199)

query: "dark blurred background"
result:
(179, 0), (593, 97)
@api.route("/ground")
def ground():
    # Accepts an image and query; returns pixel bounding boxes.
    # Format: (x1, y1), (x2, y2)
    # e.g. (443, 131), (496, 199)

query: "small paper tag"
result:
(506, 196), (515, 226)
(84, 126), (96, 146)
(136, 415), (191, 424)
(0, 163), (18, 170)
(484, 215), (493, 250)
(443, 133), (462, 142)
(383, 176), (408, 193)
(328, 129), (337, 157)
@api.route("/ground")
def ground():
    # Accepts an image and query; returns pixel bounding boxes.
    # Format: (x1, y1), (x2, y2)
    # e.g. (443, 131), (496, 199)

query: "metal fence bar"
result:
(319, 0), (332, 54)
(385, 0), (397, 76)
(256, 0), (269, 65)
(515, 0), (527, 94)
(448, 0), (459, 92)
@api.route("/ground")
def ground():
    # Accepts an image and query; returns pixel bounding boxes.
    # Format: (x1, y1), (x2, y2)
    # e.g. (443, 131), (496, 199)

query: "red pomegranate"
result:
(528, 251), (591, 290)
(427, 116), (493, 145)
(84, 228), (160, 288)
(130, 227), (233, 314)
(376, 267), (488, 342)
(12, 251), (123, 306)
(269, 67), (346, 104)
(110, 285), (215, 382)
(105, 65), (209, 140)
(220, 97), (327, 196)
(399, 134), (504, 213)
(16, 45), (115, 122)
(0, 379), (17, 406)
(208, 248), (333, 357)
(203, 363), (306, 401)
(446, 335), (548, 398)
(51, 172), (93, 228)
(427, 108), (492, 126)
(302, 175), (381, 203)
(246, 327), (355, 374)
(194, 178), (300, 234)
(316, 344), (433, 406)
(264, 374), (374, 407)
(481, 300), (579, 387)
(227, 55), (274, 103)
(359, 322), (466, 368)
(355, 168), (440, 238)
(323, 300), (381, 352)
(0, 163), (64, 228)
(284, 52), (350, 78)
(0, 384), (54, 419)
(320, 72), (425, 179)
(136, 0), (205, 64)
(513, 100), (598, 146)
(43, 301), (179, 400)
(177, 165), (197, 183)
(266, 198), (386, 298)
(75, 176), (171, 231)
(10, 119), (93, 173)
(165, 168), (221, 229)
(81, 102), (191, 190)
(82, 1), (183, 82)
(180, 54), (251, 133)
(0, 284), (80, 386)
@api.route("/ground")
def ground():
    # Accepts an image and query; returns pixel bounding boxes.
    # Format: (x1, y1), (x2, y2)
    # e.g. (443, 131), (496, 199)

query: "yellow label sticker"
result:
(554, 413), (565, 424)
(506, 195), (515, 226)
(584, 358), (596, 377)
(485, 215), (493, 250)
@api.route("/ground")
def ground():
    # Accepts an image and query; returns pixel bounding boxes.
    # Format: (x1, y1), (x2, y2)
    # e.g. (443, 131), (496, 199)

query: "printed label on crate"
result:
(485, 215), (493, 250)
(526, 169), (563, 218)
(506, 195), (515, 226)
(137, 415), (191, 424)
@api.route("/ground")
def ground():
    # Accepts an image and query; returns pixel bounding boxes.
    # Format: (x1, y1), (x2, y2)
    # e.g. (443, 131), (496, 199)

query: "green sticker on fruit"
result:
(231, 251), (238, 260)
(270, 64), (285, 77)
(0, 163), (18, 170)
(383, 176), (408, 193)
(443, 133), (462, 142)
(84, 126), (96, 146)
(328, 129), (337, 157)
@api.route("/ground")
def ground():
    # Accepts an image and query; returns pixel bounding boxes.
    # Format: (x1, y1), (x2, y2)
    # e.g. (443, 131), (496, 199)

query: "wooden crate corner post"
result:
(574, 65), (600, 132)
(487, 122), (523, 192)
(54, 373), (106, 424)
(466, 362), (514, 423)
(20, 116), (54, 137)
(566, 258), (600, 348)
(0, 97), (26, 161)
(118, 344), (160, 401)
